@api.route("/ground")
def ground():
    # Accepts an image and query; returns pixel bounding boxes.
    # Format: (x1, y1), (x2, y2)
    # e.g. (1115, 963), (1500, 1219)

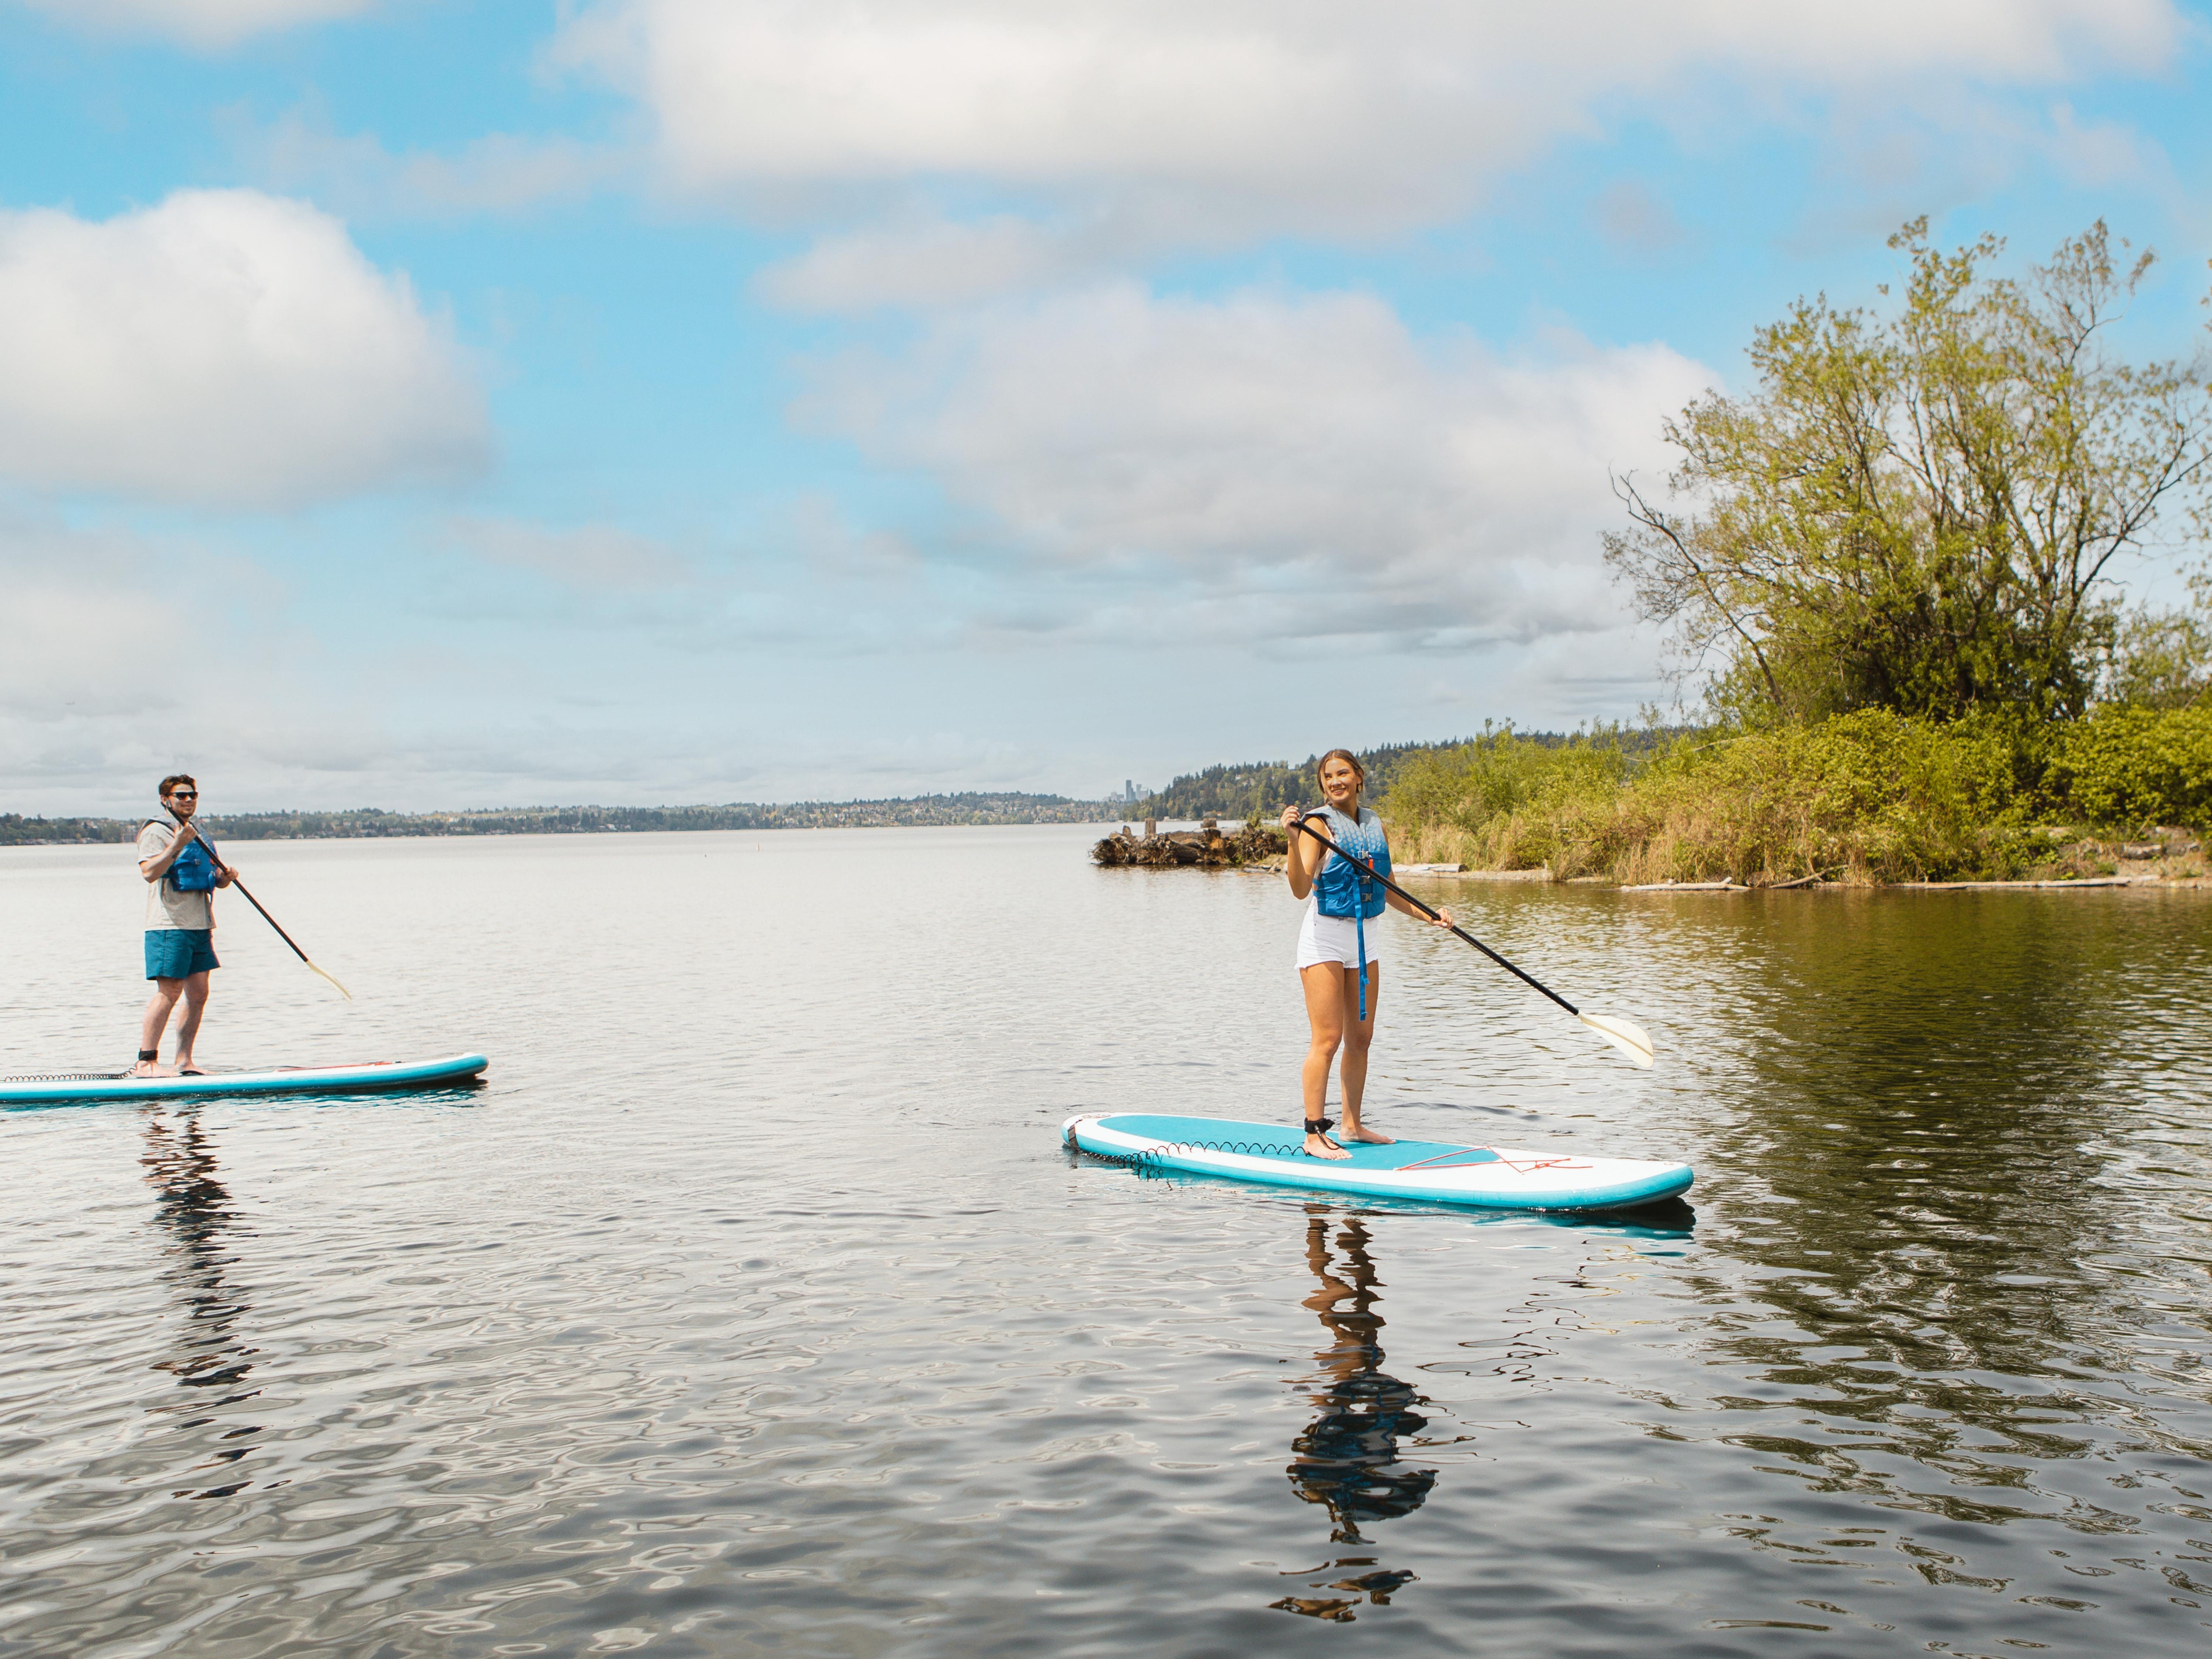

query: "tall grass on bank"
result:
(1382, 706), (2211, 885)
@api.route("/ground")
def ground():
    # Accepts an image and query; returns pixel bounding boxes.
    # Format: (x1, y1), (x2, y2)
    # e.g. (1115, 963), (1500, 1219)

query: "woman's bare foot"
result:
(1340, 1125), (1394, 1144)
(1302, 1117), (1350, 1159)
(131, 1059), (177, 1078)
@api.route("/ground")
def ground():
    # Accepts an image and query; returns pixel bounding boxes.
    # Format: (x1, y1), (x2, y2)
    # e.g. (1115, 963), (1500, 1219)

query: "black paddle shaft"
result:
(189, 828), (316, 968)
(1291, 813), (1581, 1016)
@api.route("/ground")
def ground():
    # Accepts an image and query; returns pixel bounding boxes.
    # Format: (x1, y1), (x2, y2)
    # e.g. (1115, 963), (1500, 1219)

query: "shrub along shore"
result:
(1377, 708), (2209, 887)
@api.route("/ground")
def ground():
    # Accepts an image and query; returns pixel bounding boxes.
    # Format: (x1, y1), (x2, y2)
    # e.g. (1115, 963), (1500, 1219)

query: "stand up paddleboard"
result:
(1064, 1113), (1691, 1213)
(0, 1053), (489, 1107)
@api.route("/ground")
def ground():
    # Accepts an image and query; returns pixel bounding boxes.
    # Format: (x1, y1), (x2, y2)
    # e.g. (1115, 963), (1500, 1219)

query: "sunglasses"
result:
(168, 790), (198, 799)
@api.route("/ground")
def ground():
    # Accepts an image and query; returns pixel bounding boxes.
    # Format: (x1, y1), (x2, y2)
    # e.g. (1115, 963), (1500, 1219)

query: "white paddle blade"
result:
(307, 960), (354, 1001)
(1580, 1012), (1654, 1068)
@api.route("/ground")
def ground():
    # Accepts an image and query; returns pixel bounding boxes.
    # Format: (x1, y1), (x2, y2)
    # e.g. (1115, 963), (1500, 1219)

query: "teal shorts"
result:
(145, 929), (219, 980)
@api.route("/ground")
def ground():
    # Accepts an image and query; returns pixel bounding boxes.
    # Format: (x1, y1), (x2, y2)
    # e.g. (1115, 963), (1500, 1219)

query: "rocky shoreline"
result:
(1090, 818), (1288, 869)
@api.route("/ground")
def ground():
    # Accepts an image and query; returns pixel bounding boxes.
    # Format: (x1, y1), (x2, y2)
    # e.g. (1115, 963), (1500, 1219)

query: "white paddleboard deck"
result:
(1064, 1112), (1691, 1212)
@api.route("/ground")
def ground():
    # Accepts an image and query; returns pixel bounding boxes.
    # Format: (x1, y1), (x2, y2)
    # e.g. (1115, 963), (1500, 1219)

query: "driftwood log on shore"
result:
(1092, 818), (1289, 869)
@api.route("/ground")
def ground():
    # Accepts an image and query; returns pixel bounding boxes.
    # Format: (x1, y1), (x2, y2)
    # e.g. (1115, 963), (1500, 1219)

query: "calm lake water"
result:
(3, 827), (2210, 1658)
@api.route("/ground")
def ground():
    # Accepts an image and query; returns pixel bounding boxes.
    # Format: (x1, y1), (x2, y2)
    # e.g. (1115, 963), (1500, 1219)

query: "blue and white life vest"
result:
(150, 820), (218, 893)
(1310, 805), (1389, 1017)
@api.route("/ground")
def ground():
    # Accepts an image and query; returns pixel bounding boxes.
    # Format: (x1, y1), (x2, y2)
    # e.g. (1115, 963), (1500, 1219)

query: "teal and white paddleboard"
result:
(1063, 1112), (1692, 1213)
(0, 1053), (488, 1107)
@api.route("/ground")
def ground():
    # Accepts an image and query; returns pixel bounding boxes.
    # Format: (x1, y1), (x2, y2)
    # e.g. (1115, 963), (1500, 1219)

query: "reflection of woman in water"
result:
(1274, 1209), (1434, 1621)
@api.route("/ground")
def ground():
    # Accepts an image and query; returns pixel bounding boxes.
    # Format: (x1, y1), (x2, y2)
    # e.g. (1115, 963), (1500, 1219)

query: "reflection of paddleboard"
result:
(0, 1054), (488, 1107)
(1063, 1112), (1692, 1213)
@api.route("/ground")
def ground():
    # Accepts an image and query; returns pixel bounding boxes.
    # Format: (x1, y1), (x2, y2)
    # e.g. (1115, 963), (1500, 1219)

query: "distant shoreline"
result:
(0, 795), (1136, 848)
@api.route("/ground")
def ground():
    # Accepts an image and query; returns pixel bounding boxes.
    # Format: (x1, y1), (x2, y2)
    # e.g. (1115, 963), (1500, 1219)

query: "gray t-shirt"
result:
(138, 818), (215, 932)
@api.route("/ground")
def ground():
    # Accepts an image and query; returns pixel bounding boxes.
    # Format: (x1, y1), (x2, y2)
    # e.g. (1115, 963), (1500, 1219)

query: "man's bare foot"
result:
(1340, 1126), (1394, 1144)
(1304, 1133), (1351, 1161)
(132, 1060), (177, 1077)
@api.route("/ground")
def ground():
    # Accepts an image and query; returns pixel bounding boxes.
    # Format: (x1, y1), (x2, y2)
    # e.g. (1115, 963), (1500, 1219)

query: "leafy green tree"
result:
(1605, 221), (2212, 724)
(2103, 601), (2211, 709)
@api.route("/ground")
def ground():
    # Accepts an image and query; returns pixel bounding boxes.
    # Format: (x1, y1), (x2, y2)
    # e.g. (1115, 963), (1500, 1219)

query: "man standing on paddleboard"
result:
(134, 775), (237, 1077)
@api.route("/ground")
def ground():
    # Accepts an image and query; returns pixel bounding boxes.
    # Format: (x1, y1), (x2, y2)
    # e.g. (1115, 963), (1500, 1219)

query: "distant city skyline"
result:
(4, 1), (2208, 815)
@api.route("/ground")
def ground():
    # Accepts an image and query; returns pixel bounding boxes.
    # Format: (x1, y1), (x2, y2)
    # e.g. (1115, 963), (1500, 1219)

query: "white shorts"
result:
(1295, 904), (1382, 972)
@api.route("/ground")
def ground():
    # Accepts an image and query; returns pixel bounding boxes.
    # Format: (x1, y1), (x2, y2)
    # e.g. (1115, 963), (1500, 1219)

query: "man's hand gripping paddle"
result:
(1293, 812), (1653, 1068)
(194, 828), (353, 1001)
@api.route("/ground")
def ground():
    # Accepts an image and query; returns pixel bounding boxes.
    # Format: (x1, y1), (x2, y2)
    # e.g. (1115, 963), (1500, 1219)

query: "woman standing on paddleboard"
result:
(1280, 751), (1453, 1161)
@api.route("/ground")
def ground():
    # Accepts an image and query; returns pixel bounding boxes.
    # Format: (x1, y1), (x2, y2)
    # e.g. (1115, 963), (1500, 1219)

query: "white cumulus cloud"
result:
(797, 284), (1714, 649)
(0, 189), (488, 509)
(19, 0), (379, 48)
(561, 0), (2184, 283)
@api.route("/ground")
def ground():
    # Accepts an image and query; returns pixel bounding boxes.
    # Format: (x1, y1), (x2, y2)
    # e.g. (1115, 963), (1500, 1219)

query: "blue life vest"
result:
(1310, 806), (1388, 1018)
(1312, 806), (1388, 919)
(158, 822), (218, 893)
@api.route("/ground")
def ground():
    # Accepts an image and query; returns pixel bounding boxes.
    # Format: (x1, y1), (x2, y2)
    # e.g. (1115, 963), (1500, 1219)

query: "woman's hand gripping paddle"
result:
(1292, 813), (1653, 1067)
(195, 830), (354, 1001)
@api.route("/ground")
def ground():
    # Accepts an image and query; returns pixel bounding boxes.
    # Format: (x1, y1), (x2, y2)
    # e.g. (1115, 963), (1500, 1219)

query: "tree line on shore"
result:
(1132, 732), (1681, 823)
(0, 793), (1120, 848)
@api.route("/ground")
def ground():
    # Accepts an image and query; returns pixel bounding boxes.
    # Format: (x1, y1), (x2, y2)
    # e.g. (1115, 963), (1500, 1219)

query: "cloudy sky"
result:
(4, 0), (2208, 813)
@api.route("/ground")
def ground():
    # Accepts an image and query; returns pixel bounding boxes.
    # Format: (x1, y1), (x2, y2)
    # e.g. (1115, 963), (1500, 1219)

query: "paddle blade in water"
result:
(1580, 1012), (1654, 1068)
(307, 960), (354, 1001)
